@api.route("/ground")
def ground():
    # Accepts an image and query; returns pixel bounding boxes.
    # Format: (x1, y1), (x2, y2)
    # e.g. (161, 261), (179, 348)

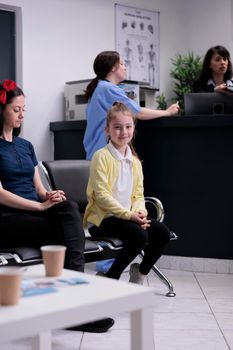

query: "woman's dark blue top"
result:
(0, 137), (39, 201)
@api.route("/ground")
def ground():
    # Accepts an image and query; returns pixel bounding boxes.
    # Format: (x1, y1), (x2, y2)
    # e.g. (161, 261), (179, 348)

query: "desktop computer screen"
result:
(184, 92), (233, 116)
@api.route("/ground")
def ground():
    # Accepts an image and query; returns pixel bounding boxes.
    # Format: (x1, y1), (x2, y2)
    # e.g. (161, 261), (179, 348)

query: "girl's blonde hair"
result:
(106, 102), (139, 159)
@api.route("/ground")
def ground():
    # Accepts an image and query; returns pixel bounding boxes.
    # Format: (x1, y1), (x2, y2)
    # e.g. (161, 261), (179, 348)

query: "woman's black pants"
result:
(0, 200), (85, 272)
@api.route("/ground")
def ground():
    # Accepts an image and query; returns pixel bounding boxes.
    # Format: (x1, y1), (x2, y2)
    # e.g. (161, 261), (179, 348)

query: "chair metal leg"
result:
(139, 253), (176, 297)
(150, 264), (176, 297)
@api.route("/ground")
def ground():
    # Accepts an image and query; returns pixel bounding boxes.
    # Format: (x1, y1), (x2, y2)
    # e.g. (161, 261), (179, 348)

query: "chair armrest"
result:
(169, 231), (178, 240)
(145, 196), (164, 223)
(38, 161), (53, 191)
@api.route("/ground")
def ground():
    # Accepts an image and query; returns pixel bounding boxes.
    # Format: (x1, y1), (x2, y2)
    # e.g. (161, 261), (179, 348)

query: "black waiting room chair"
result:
(0, 160), (178, 297)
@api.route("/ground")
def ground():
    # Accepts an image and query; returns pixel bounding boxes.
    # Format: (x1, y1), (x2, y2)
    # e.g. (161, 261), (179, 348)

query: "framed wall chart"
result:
(115, 4), (160, 88)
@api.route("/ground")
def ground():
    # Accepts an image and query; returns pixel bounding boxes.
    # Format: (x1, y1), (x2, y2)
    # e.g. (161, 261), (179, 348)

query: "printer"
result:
(64, 79), (90, 120)
(64, 79), (158, 120)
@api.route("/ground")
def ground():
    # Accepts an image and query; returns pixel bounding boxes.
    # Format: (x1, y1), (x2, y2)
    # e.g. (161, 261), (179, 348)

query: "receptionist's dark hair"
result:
(85, 51), (120, 100)
(199, 45), (233, 82)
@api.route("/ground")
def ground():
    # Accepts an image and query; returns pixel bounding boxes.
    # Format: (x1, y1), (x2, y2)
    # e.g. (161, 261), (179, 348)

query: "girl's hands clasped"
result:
(130, 211), (151, 230)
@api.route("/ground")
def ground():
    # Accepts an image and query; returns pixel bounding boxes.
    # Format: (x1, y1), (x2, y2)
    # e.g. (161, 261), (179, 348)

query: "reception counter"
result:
(50, 116), (233, 259)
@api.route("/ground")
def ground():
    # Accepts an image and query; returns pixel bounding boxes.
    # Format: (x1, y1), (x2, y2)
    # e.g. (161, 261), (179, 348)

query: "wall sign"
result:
(115, 4), (160, 88)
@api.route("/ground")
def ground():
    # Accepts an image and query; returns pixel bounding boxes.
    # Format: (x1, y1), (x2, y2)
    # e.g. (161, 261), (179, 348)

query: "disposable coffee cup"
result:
(0, 267), (22, 306)
(40, 245), (67, 277)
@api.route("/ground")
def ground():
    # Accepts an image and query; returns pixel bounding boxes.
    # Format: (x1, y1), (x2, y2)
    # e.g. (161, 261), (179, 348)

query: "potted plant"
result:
(156, 52), (202, 114)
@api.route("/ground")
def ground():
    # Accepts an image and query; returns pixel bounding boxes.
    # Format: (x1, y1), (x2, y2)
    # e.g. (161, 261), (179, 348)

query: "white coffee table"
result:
(0, 264), (155, 350)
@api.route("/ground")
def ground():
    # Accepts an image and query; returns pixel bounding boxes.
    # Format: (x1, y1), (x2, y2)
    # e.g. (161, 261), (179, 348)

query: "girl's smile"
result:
(106, 112), (135, 155)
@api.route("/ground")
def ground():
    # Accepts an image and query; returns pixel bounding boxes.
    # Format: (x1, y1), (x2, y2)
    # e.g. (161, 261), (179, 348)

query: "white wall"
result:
(0, 0), (232, 160)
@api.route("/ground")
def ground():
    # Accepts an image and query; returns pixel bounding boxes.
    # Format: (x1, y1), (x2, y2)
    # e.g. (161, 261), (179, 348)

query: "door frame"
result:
(0, 3), (22, 85)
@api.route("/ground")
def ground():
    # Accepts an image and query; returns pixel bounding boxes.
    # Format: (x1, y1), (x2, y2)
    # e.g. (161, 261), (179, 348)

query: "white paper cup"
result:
(40, 245), (67, 277)
(0, 267), (22, 306)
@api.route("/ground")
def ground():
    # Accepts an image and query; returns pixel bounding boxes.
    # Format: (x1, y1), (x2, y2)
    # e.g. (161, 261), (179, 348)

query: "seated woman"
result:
(0, 80), (113, 333)
(193, 45), (233, 93)
(84, 102), (170, 284)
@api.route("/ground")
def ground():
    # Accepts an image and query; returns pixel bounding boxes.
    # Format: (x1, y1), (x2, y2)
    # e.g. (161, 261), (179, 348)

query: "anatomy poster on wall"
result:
(115, 4), (160, 88)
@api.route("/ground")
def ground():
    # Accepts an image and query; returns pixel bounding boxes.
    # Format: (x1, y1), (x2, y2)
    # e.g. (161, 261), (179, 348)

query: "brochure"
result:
(21, 276), (88, 297)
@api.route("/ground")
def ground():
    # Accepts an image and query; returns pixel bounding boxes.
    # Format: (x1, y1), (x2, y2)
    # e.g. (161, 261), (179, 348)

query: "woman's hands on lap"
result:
(39, 190), (66, 210)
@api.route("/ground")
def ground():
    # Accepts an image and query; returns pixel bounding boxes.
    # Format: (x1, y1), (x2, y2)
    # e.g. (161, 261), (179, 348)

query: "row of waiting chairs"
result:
(0, 160), (178, 296)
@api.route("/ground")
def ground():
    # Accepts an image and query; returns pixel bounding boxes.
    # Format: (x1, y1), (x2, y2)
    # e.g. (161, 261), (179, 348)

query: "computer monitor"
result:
(184, 92), (233, 116)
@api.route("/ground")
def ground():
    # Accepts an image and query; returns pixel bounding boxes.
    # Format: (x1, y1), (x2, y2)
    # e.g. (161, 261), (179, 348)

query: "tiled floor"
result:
(12, 263), (233, 350)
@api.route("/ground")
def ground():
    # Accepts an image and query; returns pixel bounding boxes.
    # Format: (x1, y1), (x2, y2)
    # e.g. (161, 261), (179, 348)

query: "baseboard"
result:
(156, 255), (233, 274)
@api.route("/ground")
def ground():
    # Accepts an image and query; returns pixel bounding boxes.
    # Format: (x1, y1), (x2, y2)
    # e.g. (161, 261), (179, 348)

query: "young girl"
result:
(84, 102), (170, 284)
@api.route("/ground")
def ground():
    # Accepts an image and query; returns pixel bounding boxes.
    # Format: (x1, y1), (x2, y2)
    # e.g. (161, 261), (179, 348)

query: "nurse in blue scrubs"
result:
(84, 50), (179, 161)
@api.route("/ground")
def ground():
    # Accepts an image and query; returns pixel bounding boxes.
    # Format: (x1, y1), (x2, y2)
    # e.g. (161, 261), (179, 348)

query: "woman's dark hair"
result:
(106, 101), (140, 159)
(0, 81), (24, 137)
(85, 51), (120, 99)
(199, 45), (233, 82)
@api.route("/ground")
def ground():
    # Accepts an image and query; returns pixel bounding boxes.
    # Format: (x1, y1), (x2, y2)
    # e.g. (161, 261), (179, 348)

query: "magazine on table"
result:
(21, 276), (88, 297)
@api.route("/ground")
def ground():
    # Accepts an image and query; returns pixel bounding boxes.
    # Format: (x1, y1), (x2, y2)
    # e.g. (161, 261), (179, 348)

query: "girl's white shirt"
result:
(87, 142), (133, 229)
(107, 141), (133, 211)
